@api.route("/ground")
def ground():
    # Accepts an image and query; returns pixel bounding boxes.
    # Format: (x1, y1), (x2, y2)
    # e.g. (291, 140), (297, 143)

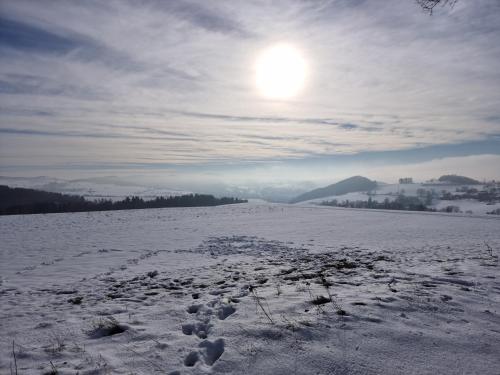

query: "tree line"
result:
(0, 185), (247, 215)
(321, 196), (432, 212)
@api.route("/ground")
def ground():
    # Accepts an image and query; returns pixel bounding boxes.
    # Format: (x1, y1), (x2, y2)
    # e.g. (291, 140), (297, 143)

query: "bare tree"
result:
(416, 0), (458, 14)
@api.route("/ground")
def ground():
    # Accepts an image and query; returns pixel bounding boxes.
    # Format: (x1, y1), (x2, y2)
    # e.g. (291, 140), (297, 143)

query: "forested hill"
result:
(437, 175), (480, 185)
(290, 176), (377, 203)
(0, 185), (247, 215)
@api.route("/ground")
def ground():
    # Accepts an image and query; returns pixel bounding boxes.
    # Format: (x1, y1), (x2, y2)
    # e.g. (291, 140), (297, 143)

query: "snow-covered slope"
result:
(300, 182), (500, 215)
(1, 204), (499, 374)
(0, 176), (188, 200)
(432, 199), (498, 215)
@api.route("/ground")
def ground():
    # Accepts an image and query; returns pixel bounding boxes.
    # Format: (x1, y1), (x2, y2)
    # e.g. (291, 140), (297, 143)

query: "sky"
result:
(1, 0), (499, 189)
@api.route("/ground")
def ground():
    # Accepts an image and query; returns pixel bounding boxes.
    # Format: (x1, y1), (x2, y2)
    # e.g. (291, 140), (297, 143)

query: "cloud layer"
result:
(1, 0), (499, 182)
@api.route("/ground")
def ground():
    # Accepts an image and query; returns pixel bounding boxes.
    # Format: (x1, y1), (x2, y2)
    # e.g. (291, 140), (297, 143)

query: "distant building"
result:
(399, 177), (413, 184)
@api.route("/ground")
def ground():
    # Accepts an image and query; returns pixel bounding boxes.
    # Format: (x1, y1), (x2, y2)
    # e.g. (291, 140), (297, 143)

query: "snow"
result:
(300, 182), (498, 216)
(299, 183), (434, 205)
(1, 203), (499, 374)
(0, 176), (188, 201)
(432, 199), (500, 215)
(301, 191), (397, 204)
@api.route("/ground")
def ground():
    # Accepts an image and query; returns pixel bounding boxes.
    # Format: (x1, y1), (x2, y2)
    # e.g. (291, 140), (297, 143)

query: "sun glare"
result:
(255, 44), (307, 100)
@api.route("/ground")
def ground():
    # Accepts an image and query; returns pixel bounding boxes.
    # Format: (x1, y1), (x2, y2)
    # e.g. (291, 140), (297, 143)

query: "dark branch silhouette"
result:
(416, 0), (457, 14)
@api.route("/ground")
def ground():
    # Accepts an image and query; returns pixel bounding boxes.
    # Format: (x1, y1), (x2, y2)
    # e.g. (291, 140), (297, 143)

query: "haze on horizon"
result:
(1, 0), (500, 190)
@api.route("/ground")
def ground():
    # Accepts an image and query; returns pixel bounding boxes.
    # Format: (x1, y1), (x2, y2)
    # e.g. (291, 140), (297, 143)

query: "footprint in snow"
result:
(182, 321), (211, 339)
(199, 338), (225, 366)
(183, 339), (225, 367)
(217, 304), (236, 320)
(184, 351), (200, 367)
(187, 304), (203, 314)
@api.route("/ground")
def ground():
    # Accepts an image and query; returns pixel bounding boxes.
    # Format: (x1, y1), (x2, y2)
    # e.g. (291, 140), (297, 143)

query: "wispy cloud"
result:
(154, 1), (253, 37)
(0, 17), (81, 53)
(1, 0), (499, 182)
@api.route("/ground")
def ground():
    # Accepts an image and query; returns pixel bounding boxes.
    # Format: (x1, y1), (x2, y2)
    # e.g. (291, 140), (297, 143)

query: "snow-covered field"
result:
(1, 203), (499, 374)
(0, 176), (188, 201)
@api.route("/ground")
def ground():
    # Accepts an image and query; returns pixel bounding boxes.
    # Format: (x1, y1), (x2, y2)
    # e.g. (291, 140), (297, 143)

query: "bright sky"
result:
(1, 0), (499, 187)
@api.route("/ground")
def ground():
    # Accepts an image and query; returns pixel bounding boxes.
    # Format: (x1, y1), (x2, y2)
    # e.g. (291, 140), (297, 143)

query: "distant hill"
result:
(290, 176), (377, 203)
(438, 175), (480, 185)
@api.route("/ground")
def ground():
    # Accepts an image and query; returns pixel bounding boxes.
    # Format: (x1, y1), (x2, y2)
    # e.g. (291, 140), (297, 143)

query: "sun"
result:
(255, 44), (307, 100)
